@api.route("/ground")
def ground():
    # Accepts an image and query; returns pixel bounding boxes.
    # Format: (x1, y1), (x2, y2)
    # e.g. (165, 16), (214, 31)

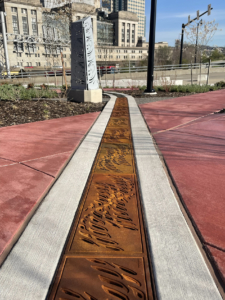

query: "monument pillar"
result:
(68, 16), (102, 103)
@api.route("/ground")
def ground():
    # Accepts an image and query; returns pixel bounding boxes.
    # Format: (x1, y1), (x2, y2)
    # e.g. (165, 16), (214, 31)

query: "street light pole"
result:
(179, 24), (185, 66)
(145, 0), (157, 93)
(194, 19), (202, 64)
(179, 5), (213, 67)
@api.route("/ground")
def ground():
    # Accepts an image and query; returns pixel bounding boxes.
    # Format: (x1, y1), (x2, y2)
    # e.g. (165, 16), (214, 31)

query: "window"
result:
(98, 55), (101, 58)
(63, 54), (66, 58)
(14, 42), (24, 52)
(36, 62), (41, 66)
(139, 50), (142, 53)
(21, 8), (27, 14)
(11, 7), (17, 13)
(17, 53), (22, 57)
(65, 62), (67, 67)
(12, 15), (19, 34)
(127, 23), (130, 43)
(22, 16), (28, 35)
(31, 10), (36, 15)
(76, 16), (80, 20)
(121, 22), (125, 43)
(124, 50), (127, 53)
(32, 18), (37, 36)
(132, 24), (135, 43)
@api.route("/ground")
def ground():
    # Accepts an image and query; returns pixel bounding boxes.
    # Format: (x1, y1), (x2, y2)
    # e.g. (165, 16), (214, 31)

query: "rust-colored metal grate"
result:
(48, 98), (156, 300)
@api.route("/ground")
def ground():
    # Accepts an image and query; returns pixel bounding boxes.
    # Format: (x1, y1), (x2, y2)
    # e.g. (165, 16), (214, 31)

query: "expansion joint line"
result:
(47, 97), (156, 300)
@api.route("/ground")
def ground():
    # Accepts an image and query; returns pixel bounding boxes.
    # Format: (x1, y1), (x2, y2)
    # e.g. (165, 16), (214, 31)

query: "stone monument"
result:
(68, 16), (102, 103)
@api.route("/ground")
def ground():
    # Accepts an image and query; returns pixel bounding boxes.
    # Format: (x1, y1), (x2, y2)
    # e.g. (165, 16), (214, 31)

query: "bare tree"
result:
(184, 19), (221, 63)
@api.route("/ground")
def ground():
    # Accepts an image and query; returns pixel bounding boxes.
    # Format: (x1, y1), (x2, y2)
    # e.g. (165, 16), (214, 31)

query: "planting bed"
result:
(0, 100), (105, 127)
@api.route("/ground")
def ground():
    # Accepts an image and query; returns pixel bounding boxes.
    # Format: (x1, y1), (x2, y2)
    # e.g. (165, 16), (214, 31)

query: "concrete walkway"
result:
(0, 93), (223, 300)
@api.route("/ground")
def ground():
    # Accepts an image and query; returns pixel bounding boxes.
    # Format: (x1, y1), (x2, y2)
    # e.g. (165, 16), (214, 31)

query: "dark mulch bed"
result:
(0, 100), (105, 128)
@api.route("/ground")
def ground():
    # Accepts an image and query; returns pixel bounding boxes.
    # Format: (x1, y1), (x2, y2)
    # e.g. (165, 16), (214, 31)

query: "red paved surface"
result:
(140, 90), (225, 133)
(0, 113), (99, 265)
(140, 90), (225, 285)
(207, 245), (225, 283)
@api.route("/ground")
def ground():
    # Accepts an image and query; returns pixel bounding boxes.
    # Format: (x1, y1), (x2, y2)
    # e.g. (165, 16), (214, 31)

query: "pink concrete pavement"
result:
(140, 89), (225, 134)
(140, 90), (225, 286)
(0, 113), (99, 265)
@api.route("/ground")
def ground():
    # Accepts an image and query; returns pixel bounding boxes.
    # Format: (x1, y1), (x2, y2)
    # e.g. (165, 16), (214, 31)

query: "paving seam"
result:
(0, 94), (117, 300)
(205, 243), (225, 253)
(153, 112), (215, 135)
(21, 151), (72, 163)
(125, 94), (222, 300)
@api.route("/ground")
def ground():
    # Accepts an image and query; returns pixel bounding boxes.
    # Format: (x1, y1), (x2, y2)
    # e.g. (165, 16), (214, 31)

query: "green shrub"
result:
(0, 84), (58, 100)
(170, 86), (178, 92)
(215, 81), (225, 88)
(139, 85), (146, 91)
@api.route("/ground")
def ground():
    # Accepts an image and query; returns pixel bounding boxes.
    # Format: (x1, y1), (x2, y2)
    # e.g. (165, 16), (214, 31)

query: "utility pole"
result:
(145, 0), (157, 94)
(179, 4), (213, 66)
(194, 19), (202, 64)
(0, 11), (11, 78)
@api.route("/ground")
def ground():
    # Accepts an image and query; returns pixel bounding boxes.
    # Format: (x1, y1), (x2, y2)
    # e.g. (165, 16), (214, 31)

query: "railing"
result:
(0, 62), (224, 80)
(97, 62), (225, 74)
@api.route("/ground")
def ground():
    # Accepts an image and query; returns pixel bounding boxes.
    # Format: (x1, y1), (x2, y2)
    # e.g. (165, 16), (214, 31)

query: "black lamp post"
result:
(145, 0), (157, 93)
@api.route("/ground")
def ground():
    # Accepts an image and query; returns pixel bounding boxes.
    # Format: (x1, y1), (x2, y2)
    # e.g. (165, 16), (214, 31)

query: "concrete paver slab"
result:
(23, 152), (72, 177)
(140, 90), (225, 133)
(0, 113), (100, 267)
(154, 129), (225, 250)
(127, 93), (222, 300)
(0, 164), (54, 264)
(0, 113), (99, 162)
(140, 91), (225, 286)
(0, 95), (117, 300)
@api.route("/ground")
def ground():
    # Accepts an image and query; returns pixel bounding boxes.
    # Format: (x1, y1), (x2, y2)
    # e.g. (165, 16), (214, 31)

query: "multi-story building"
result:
(102, 0), (145, 38)
(0, 0), (164, 70)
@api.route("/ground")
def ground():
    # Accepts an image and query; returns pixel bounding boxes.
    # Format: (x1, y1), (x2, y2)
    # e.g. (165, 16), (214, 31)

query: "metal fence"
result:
(0, 62), (224, 88)
(96, 62), (225, 74)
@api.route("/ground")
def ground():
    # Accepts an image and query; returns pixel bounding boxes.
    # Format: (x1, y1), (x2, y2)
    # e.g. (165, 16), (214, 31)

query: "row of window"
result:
(15, 62), (68, 67)
(97, 49), (145, 54)
(11, 7), (36, 15)
(97, 55), (143, 59)
(12, 9), (37, 36)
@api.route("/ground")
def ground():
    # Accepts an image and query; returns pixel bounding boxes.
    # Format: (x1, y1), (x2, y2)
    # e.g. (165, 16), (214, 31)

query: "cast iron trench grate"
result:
(47, 97), (156, 300)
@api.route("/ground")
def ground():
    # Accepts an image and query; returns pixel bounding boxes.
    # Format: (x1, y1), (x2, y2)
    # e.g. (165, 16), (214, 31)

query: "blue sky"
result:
(145, 0), (225, 46)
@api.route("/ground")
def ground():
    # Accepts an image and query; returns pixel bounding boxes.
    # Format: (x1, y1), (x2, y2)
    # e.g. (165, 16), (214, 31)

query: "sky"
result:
(145, 0), (225, 47)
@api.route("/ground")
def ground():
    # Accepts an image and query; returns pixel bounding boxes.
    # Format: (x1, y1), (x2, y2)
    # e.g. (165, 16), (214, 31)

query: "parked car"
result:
(98, 66), (118, 75)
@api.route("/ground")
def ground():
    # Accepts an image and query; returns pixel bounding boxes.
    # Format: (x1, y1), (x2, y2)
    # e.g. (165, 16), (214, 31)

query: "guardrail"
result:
(97, 62), (225, 74)
(0, 62), (224, 80)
